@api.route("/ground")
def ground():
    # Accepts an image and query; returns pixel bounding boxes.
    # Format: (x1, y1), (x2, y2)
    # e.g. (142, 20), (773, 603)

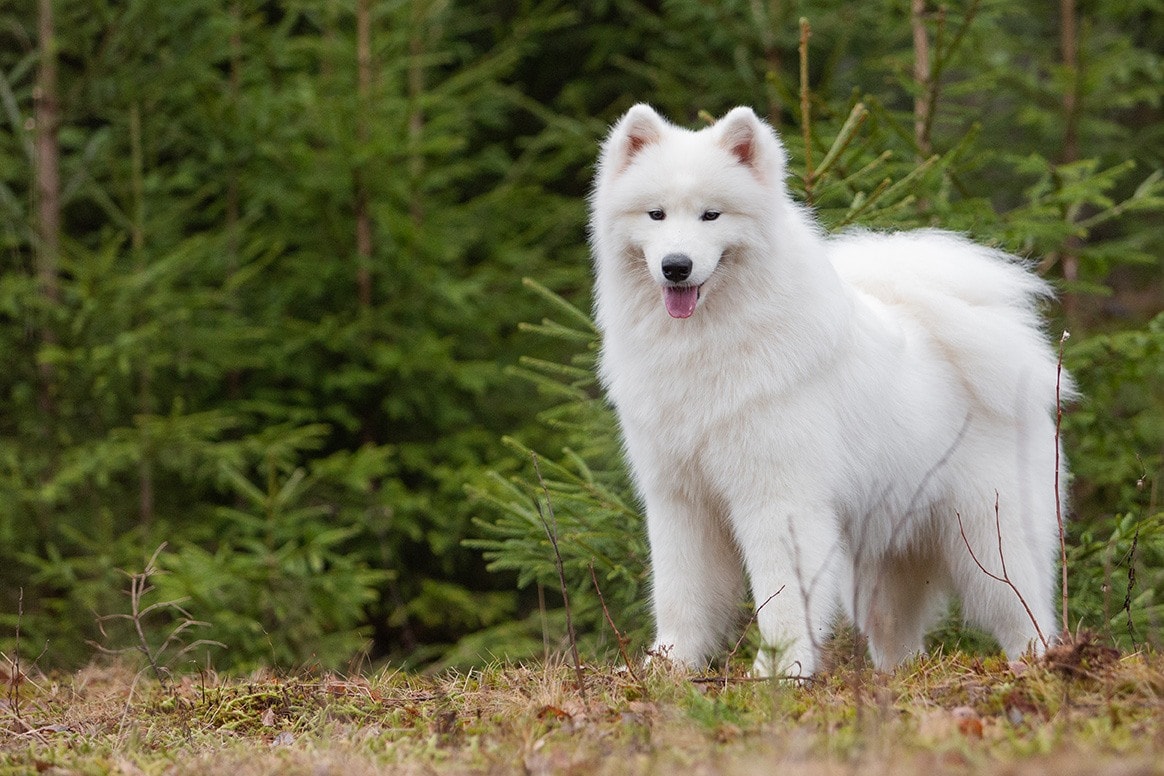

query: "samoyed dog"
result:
(589, 104), (1070, 677)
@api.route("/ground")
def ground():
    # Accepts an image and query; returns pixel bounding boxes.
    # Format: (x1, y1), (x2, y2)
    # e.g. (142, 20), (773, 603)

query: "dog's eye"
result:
(701, 210), (721, 222)
(648, 209), (666, 221)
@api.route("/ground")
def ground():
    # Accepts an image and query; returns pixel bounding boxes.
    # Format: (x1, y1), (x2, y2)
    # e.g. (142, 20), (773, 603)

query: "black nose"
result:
(661, 253), (693, 282)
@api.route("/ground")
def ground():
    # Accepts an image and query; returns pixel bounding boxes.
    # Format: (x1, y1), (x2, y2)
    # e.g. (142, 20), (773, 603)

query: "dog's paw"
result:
(751, 645), (813, 682)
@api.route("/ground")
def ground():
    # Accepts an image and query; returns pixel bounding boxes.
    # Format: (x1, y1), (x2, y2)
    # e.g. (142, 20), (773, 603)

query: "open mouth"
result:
(663, 285), (701, 319)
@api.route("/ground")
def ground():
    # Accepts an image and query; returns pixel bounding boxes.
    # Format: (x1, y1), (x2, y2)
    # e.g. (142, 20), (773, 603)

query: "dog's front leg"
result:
(644, 488), (744, 670)
(733, 502), (840, 679)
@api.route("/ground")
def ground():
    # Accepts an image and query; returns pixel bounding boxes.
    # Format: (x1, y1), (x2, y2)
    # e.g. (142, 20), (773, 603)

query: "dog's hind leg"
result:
(854, 552), (950, 671)
(947, 494), (1057, 660)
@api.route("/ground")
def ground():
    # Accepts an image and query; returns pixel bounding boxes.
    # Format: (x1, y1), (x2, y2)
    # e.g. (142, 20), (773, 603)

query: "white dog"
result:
(589, 104), (1070, 676)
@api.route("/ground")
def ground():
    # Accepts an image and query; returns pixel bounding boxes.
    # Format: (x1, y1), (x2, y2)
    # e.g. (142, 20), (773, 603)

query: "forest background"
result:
(0, 0), (1161, 676)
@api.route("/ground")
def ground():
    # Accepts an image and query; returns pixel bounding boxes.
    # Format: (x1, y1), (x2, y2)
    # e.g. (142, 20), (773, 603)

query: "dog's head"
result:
(592, 104), (788, 319)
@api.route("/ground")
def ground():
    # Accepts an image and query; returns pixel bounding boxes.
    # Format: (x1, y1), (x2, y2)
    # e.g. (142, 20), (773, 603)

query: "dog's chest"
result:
(605, 335), (801, 453)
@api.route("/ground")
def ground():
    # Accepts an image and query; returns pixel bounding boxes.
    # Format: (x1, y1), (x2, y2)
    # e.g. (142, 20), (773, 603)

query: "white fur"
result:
(589, 104), (1072, 677)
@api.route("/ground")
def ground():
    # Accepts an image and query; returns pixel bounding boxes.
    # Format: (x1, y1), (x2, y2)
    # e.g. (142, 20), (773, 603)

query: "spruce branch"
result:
(92, 544), (224, 689)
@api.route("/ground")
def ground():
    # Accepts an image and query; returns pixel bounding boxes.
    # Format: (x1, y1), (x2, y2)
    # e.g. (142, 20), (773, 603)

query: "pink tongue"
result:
(663, 286), (699, 318)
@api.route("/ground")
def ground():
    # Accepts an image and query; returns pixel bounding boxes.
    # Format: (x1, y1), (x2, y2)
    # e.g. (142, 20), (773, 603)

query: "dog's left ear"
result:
(716, 107), (781, 178)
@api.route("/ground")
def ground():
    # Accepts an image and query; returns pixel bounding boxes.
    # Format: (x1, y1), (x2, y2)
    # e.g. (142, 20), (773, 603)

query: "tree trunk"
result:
(910, 0), (933, 158)
(130, 104), (154, 528)
(226, 0), (243, 398)
(751, 0), (782, 126)
(407, 0), (425, 227)
(355, 0), (373, 309)
(1060, 0), (1080, 167)
(227, 0), (242, 260)
(34, 0), (61, 417)
(1057, 0), (1081, 319)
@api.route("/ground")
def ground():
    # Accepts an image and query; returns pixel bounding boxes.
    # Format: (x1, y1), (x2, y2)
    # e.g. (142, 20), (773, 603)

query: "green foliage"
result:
(467, 280), (650, 653)
(151, 425), (392, 670)
(0, 0), (574, 669)
(1063, 313), (1164, 646)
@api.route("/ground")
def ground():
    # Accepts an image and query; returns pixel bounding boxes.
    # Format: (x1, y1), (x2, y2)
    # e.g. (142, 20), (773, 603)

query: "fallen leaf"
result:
(537, 705), (570, 721)
(917, 706), (984, 741)
(952, 705), (983, 739)
(1, 664), (24, 687)
(1044, 632), (1121, 676)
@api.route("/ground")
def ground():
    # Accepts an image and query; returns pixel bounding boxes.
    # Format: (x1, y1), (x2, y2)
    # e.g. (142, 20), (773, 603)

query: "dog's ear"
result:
(716, 107), (765, 168)
(716, 107), (782, 178)
(603, 104), (665, 174)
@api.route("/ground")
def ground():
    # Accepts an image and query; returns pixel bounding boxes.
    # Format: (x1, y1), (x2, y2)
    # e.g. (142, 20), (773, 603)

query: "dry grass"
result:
(2, 643), (1162, 775)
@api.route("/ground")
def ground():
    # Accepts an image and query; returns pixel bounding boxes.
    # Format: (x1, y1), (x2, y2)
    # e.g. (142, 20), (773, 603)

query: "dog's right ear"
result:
(602, 104), (665, 175)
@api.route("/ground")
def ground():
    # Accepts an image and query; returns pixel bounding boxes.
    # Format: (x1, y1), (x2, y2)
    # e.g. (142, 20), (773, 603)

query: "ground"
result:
(2, 639), (1162, 775)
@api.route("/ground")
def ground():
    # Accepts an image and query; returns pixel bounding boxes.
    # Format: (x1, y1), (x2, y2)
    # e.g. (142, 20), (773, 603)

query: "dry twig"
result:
(1055, 330), (1070, 634)
(956, 494), (1048, 650)
(531, 453), (586, 693)
(588, 562), (644, 692)
(725, 587), (785, 686)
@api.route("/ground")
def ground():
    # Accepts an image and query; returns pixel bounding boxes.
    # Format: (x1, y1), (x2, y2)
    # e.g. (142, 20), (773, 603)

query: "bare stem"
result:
(1055, 330), (1070, 635)
(531, 453), (585, 693)
(798, 17), (813, 202)
(588, 562), (644, 692)
(8, 588), (23, 725)
(725, 587), (784, 686)
(1123, 527), (1139, 647)
(956, 496), (1048, 650)
(910, 0), (933, 158)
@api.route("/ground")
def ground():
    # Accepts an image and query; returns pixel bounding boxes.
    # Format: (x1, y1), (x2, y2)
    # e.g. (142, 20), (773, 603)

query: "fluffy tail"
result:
(829, 228), (1074, 419)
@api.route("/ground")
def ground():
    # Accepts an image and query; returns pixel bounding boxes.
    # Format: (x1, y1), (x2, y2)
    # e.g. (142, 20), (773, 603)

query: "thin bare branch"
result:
(956, 496), (1048, 650)
(910, 0), (933, 157)
(726, 587), (784, 686)
(1055, 330), (1070, 635)
(588, 562), (643, 692)
(798, 17), (814, 202)
(531, 453), (586, 693)
(1123, 527), (1139, 647)
(6, 588), (25, 728)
